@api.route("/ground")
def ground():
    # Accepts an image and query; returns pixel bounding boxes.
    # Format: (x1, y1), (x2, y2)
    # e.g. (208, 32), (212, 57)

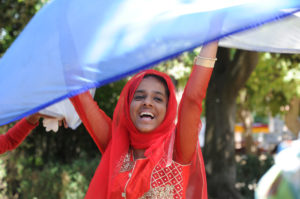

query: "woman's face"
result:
(130, 76), (168, 133)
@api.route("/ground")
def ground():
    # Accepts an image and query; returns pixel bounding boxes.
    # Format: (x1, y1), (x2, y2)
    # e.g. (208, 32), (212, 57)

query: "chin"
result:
(137, 126), (156, 133)
(139, 129), (152, 134)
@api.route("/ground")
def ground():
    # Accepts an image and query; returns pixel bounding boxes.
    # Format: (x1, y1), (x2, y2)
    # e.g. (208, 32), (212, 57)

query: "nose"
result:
(143, 97), (153, 107)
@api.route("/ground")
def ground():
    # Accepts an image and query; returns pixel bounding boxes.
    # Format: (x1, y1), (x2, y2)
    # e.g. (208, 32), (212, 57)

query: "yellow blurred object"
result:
(235, 123), (269, 133)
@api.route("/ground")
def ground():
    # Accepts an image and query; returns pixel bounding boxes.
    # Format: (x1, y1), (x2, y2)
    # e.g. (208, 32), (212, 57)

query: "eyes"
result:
(154, 97), (163, 102)
(133, 94), (165, 103)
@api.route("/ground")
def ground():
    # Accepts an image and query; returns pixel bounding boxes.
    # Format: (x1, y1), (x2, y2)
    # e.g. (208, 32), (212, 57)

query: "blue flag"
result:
(0, 0), (300, 126)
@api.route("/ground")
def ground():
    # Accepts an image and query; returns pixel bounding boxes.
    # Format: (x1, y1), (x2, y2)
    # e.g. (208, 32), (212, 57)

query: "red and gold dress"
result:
(110, 148), (191, 199)
(70, 65), (213, 199)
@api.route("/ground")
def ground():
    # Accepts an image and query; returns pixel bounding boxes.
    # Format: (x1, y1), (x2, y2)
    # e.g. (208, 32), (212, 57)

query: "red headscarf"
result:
(85, 69), (178, 198)
(85, 68), (208, 199)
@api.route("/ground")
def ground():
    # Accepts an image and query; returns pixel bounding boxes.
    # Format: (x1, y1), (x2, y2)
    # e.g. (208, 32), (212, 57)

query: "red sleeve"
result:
(70, 91), (112, 153)
(0, 118), (37, 154)
(174, 65), (213, 164)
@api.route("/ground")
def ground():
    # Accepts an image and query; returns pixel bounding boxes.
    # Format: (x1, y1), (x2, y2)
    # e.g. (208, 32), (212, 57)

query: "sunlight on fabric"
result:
(86, 0), (264, 62)
(0, 0), (300, 126)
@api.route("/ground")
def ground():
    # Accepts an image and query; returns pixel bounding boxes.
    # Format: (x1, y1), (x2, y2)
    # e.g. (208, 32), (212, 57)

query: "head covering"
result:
(85, 69), (178, 198)
(85, 69), (208, 199)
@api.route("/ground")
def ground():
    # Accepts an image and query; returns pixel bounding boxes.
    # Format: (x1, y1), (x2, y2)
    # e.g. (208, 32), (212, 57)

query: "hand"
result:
(26, 113), (68, 129)
(26, 113), (45, 125)
(199, 41), (219, 58)
(58, 118), (68, 129)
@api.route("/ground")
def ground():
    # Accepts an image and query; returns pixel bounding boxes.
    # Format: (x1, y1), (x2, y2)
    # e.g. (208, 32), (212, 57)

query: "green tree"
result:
(0, 1), (127, 197)
(241, 53), (300, 116)
(0, 0), (46, 56)
(204, 50), (300, 199)
(237, 52), (300, 151)
(204, 48), (259, 199)
(155, 49), (198, 88)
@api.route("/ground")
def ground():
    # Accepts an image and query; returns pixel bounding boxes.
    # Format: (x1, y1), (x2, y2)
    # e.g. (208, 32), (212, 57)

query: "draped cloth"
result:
(85, 69), (207, 198)
(1, 0), (300, 126)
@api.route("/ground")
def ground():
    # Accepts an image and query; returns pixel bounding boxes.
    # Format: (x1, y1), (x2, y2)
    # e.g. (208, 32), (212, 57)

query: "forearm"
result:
(0, 118), (37, 154)
(198, 41), (218, 58)
(182, 41), (218, 100)
(175, 42), (217, 164)
(70, 91), (112, 153)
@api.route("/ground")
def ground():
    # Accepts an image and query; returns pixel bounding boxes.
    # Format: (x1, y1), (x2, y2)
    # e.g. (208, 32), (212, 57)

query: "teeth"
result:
(140, 112), (154, 118)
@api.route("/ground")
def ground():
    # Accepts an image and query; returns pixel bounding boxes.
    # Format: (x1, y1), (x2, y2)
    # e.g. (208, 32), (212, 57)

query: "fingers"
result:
(26, 113), (58, 125)
(63, 119), (68, 129)
(26, 113), (41, 125)
(37, 113), (57, 119)
(58, 120), (62, 127)
(57, 119), (68, 129)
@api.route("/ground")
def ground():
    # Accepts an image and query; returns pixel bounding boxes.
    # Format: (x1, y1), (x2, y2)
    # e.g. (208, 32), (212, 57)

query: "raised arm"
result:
(174, 41), (218, 164)
(70, 91), (112, 153)
(0, 116), (39, 154)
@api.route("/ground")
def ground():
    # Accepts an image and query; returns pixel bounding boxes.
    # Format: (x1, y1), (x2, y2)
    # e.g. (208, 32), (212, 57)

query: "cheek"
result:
(129, 102), (136, 121)
(159, 105), (167, 121)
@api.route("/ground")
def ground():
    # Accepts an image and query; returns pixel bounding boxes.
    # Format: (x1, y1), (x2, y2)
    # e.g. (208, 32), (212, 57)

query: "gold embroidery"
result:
(119, 152), (134, 172)
(139, 185), (174, 199)
(150, 156), (184, 198)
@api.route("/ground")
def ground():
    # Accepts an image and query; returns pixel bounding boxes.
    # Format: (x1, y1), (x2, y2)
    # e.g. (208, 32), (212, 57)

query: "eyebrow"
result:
(135, 90), (166, 97)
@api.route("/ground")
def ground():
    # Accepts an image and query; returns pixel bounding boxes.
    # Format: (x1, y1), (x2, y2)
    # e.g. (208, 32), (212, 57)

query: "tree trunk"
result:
(285, 96), (300, 137)
(204, 47), (258, 199)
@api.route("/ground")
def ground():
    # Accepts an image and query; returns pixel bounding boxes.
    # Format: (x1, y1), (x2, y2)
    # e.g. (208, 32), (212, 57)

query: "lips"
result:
(139, 111), (154, 119)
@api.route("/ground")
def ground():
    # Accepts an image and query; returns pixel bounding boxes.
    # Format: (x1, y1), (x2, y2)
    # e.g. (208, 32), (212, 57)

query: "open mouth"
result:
(140, 112), (154, 119)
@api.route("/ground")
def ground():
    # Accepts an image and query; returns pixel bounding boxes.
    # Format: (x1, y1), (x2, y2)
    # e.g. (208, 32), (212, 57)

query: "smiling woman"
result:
(130, 76), (168, 133)
(69, 41), (218, 199)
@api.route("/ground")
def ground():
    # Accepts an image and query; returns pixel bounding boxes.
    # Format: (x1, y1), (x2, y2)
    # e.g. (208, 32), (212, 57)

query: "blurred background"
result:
(0, 1), (299, 198)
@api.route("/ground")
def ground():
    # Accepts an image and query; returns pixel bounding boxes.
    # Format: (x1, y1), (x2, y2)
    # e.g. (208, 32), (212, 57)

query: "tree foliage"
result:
(155, 49), (199, 88)
(204, 47), (259, 199)
(238, 53), (300, 117)
(1, 1), (297, 198)
(0, 0), (47, 56)
(236, 52), (300, 138)
(0, 1), (127, 197)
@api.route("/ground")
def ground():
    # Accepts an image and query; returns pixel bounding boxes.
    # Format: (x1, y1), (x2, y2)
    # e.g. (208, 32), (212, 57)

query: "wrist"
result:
(26, 114), (40, 125)
(200, 41), (218, 56)
(194, 55), (217, 68)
